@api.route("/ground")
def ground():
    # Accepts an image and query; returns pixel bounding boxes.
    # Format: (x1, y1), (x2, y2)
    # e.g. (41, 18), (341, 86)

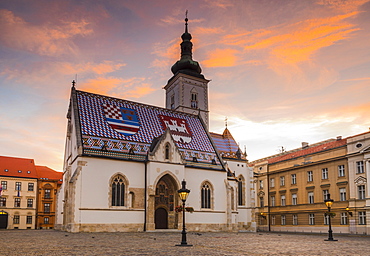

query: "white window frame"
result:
(323, 189), (329, 201)
(308, 192), (314, 204)
(356, 161), (364, 174)
(271, 195), (275, 207)
(359, 211), (366, 225)
(281, 215), (286, 225)
(339, 188), (346, 201)
(358, 185), (365, 200)
(307, 171), (313, 182)
(281, 195), (286, 206)
(270, 178), (275, 188)
(292, 193), (297, 205)
(338, 165), (345, 177)
(292, 214), (298, 225)
(291, 174), (296, 185)
(322, 168), (328, 180)
(309, 214), (315, 225)
(280, 176), (285, 186)
(340, 212), (348, 225)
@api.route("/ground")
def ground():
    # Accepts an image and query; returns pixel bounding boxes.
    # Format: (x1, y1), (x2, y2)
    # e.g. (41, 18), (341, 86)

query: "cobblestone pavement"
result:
(0, 230), (369, 256)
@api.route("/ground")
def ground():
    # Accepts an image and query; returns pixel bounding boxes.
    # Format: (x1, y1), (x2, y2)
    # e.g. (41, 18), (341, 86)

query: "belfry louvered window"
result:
(112, 176), (125, 206)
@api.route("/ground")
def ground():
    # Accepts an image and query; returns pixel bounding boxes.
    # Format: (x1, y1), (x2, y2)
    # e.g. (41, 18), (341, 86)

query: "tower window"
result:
(191, 93), (198, 108)
(170, 95), (175, 109)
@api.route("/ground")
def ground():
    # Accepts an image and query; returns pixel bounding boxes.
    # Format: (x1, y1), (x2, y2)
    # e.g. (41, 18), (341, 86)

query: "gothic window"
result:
(170, 95), (175, 109)
(165, 143), (170, 160)
(238, 176), (245, 206)
(111, 175), (126, 206)
(201, 182), (212, 209)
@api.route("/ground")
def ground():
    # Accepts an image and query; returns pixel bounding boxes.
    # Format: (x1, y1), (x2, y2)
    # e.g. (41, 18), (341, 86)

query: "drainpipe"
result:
(144, 154), (148, 231)
(267, 165), (271, 232)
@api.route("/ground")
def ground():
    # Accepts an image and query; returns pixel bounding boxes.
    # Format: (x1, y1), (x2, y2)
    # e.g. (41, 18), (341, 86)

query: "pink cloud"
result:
(0, 9), (93, 56)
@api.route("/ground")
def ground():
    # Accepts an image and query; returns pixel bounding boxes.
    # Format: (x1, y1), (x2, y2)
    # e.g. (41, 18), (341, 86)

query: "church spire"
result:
(171, 11), (204, 79)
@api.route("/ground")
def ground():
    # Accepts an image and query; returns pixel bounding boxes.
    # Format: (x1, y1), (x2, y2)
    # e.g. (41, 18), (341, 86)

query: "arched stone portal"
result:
(154, 174), (178, 229)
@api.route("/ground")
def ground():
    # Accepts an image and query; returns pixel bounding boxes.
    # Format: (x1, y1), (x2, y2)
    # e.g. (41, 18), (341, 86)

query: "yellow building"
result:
(0, 156), (38, 229)
(252, 136), (353, 233)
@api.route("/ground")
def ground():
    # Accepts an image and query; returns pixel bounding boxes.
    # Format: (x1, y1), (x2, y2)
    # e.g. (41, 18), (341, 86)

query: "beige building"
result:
(252, 136), (355, 233)
(347, 131), (370, 234)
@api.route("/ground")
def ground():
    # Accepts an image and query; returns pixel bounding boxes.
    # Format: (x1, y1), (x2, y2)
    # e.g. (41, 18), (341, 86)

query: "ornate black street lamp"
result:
(324, 194), (337, 241)
(176, 179), (192, 247)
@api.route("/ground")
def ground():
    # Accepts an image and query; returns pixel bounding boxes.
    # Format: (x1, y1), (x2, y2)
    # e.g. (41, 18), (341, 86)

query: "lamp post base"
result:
(175, 244), (193, 247)
(324, 239), (338, 241)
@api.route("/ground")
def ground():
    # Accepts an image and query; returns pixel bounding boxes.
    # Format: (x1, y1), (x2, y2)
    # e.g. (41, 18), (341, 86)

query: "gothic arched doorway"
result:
(0, 211), (8, 229)
(154, 174), (178, 229)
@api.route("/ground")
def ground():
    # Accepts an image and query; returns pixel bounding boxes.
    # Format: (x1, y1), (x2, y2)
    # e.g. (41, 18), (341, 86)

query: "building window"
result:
(238, 177), (245, 206)
(165, 143), (170, 160)
(358, 185), (365, 200)
(28, 183), (34, 191)
(281, 215), (286, 225)
(324, 214), (329, 225)
(271, 216), (275, 225)
(338, 165), (345, 177)
(13, 215), (20, 224)
(280, 176), (285, 186)
(27, 199), (33, 208)
(1, 181), (7, 190)
(44, 203), (50, 213)
(259, 197), (264, 207)
(44, 189), (51, 199)
(307, 171), (313, 182)
(291, 174), (296, 185)
(308, 192), (314, 204)
(359, 211), (366, 225)
(323, 190), (330, 201)
(14, 198), (21, 207)
(201, 183), (212, 209)
(191, 93), (198, 108)
(322, 168), (328, 180)
(292, 193), (297, 205)
(270, 178), (275, 188)
(271, 196), (275, 207)
(293, 214), (298, 225)
(170, 95), (175, 109)
(259, 180), (263, 189)
(339, 188), (346, 201)
(0, 197), (6, 207)
(356, 161), (364, 174)
(340, 212), (348, 225)
(309, 214), (315, 225)
(15, 182), (21, 191)
(26, 215), (32, 224)
(44, 217), (49, 224)
(111, 175), (125, 206)
(280, 195), (286, 206)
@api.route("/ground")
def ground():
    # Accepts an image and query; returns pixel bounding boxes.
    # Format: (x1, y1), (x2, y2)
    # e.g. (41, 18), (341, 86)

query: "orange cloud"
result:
(0, 9), (92, 56)
(204, 0), (234, 9)
(202, 48), (238, 67)
(80, 77), (156, 99)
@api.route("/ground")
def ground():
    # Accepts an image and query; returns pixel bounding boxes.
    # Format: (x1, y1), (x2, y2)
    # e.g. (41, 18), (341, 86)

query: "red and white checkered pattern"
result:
(103, 104), (122, 120)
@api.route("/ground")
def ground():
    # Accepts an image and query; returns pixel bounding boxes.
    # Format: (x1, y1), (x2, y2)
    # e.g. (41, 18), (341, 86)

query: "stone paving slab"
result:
(0, 230), (369, 255)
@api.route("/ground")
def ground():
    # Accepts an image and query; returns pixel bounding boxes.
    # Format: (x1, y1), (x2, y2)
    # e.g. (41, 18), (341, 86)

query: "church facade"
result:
(55, 18), (255, 233)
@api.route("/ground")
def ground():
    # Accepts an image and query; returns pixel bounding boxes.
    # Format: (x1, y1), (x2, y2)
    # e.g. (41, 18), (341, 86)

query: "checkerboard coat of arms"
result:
(103, 104), (140, 136)
(159, 115), (192, 144)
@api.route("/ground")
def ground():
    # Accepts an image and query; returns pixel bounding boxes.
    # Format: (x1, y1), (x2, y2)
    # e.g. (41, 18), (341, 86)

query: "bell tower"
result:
(164, 13), (210, 129)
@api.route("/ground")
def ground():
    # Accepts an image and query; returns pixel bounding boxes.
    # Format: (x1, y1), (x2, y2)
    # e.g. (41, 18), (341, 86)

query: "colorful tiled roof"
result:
(0, 156), (38, 179)
(36, 166), (63, 184)
(210, 128), (245, 160)
(76, 90), (221, 165)
(267, 139), (347, 164)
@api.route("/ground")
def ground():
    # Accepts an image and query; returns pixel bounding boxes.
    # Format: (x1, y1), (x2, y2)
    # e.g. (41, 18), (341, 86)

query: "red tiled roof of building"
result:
(267, 138), (347, 164)
(0, 155), (38, 179)
(35, 166), (63, 183)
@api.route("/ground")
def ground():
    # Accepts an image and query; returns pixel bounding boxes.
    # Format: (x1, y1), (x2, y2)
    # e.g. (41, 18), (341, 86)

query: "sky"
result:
(1, 0), (370, 171)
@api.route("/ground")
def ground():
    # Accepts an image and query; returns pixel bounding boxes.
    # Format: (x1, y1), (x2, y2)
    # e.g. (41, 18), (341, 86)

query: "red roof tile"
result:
(267, 139), (347, 164)
(0, 156), (38, 179)
(35, 165), (63, 183)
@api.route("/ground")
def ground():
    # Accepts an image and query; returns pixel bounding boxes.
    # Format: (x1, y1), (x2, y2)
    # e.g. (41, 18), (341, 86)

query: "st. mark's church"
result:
(56, 17), (256, 232)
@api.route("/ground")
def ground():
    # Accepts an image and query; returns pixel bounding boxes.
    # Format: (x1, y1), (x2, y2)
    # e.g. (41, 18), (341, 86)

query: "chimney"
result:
(337, 136), (342, 140)
(302, 142), (309, 149)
